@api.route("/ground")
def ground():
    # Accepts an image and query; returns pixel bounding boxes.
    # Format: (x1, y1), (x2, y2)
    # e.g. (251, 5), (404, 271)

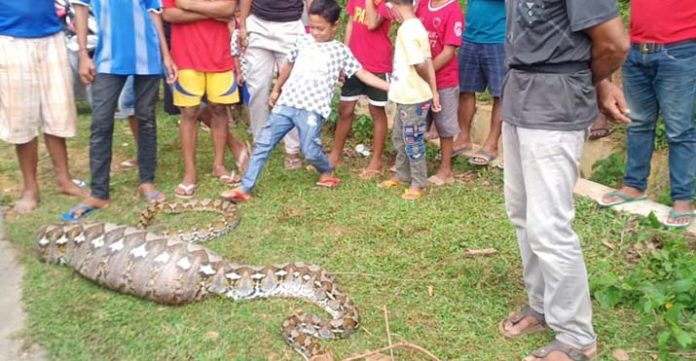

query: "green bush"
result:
(590, 153), (626, 189)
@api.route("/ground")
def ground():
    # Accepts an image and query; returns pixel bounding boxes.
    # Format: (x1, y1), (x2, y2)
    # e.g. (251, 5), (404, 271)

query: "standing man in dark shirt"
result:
(238, 0), (310, 170)
(498, 0), (629, 360)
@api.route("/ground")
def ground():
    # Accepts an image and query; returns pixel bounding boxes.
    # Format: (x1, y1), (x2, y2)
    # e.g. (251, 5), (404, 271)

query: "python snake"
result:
(37, 199), (359, 360)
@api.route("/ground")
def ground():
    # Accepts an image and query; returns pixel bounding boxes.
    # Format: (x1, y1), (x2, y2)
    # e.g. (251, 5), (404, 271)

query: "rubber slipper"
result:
(499, 305), (547, 338)
(401, 188), (423, 200)
(452, 146), (473, 158)
(359, 169), (382, 180)
(427, 175), (455, 186)
(589, 127), (614, 140)
(61, 204), (100, 222)
(469, 150), (497, 166)
(525, 340), (597, 361)
(377, 179), (404, 189)
(214, 171), (240, 185)
(143, 190), (165, 204)
(597, 191), (647, 207)
(174, 183), (197, 199)
(71, 179), (88, 188)
(662, 208), (695, 228)
(316, 177), (341, 188)
(220, 188), (252, 203)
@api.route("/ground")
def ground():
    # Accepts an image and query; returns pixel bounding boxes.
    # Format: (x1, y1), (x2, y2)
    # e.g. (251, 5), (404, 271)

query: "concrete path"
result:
(0, 208), (47, 361)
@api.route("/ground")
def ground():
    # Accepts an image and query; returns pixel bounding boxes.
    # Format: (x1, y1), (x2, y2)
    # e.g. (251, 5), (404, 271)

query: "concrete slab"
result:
(0, 208), (47, 361)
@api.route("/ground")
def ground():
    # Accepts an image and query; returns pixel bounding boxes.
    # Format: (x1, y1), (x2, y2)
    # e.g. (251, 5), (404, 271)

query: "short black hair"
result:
(308, 0), (341, 23)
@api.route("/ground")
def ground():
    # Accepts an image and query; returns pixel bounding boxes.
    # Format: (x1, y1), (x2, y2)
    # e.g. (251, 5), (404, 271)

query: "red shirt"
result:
(416, 0), (463, 89)
(346, 0), (393, 73)
(630, 0), (696, 44)
(163, 0), (234, 72)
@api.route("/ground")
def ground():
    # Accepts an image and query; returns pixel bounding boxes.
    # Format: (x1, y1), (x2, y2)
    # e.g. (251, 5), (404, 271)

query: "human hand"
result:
(239, 26), (248, 51)
(431, 93), (441, 112)
(237, 71), (244, 86)
(596, 79), (630, 124)
(163, 56), (178, 84)
(269, 90), (280, 107)
(175, 0), (191, 10)
(78, 53), (96, 84)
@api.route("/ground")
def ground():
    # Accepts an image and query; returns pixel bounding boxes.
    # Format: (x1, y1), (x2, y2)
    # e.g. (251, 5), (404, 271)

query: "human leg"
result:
(429, 87), (459, 182)
(294, 109), (333, 177)
(401, 102), (429, 193)
(13, 140), (40, 213)
(454, 40), (486, 153)
(366, 104), (388, 173)
(330, 100), (357, 167)
(44, 134), (89, 197)
(133, 75), (162, 201)
(174, 70), (207, 187)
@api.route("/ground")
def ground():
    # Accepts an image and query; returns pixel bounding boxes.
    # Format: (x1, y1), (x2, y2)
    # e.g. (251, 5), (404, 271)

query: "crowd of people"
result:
(1, 0), (695, 360)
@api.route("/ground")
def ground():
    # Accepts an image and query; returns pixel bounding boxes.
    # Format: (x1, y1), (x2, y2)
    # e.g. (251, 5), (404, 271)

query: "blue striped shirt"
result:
(72, 0), (163, 75)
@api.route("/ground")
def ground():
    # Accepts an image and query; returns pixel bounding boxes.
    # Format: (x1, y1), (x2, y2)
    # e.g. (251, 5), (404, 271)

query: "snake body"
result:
(37, 200), (359, 359)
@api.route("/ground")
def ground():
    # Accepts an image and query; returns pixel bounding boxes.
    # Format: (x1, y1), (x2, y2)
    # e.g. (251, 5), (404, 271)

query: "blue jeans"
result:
(240, 105), (332, 193)
(622, 41), (696, 201)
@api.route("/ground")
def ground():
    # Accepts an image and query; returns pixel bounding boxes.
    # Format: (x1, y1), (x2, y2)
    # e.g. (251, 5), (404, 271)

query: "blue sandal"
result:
(60, 204), (100, 222)
(597, 191), (647, 207)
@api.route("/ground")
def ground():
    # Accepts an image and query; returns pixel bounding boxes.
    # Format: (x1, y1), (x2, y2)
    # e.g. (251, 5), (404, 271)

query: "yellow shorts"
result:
(172, 69), (240, 107)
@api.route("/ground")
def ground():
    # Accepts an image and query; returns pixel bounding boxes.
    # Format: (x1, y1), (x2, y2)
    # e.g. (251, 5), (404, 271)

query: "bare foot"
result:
(139, 183), (166, 203)
(58, 179), (90, 198)
(667, 200), (694, 227)
(364, 158), (383, 173)
(600, 186), (644, 205)
(433, 168), (454, 182)
(212, 165), (240, 184)
(12, 192), (38, 214)
(328, 152), (343, 169)
(501, 313), (542, 337)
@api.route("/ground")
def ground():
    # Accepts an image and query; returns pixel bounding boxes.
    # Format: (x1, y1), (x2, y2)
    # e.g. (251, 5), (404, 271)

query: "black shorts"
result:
(340, 72), (388, 106)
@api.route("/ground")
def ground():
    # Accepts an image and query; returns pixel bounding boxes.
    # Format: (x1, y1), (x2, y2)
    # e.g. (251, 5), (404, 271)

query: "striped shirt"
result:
(71, 0), (163, 75)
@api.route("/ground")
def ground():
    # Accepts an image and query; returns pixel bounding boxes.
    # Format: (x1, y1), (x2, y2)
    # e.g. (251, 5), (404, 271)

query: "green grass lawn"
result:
(0, 101), (688, 361)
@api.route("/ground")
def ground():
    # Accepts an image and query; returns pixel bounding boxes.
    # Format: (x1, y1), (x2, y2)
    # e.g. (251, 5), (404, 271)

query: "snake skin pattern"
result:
(137, 199), (240, 244)
(37, 205), (359, 360)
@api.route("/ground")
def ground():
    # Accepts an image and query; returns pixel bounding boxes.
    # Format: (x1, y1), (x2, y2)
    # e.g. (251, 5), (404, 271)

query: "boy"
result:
(416, 0), (463, 185)
(328, 0), (393, 179)
(221, 0), (389, 202)
(378, 0), (440, 200)
(62, 0), (177, 221)
(163, 0), (250, 198)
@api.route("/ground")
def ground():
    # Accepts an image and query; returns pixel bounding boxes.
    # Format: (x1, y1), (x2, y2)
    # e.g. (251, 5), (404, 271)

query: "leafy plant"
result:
(592, 237), (696, 353)
(351, 114), (374, 145)
(590, 153), (626, 188)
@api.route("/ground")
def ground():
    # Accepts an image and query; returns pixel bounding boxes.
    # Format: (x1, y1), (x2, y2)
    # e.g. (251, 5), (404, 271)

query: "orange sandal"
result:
(377, 179), (404, 189)
(401, 188), (423, 200)
(220, 188), (252, 203)
(316, 177), (341, 188)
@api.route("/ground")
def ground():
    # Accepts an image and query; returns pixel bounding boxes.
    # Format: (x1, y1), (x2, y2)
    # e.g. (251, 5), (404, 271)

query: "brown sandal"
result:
(499, 305), (547, 338)
(526, 340), (597, 361)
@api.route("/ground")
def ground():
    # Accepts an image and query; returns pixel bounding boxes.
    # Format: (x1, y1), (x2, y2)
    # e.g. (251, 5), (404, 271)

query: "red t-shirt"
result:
(163, 0), (234, 72)
(346, 0), (393, 73)
(416, 0), (463, 89)
(630, 0), (696, 44)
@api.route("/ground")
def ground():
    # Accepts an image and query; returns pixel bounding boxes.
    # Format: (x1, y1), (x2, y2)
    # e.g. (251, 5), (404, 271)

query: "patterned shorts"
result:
(173, 69), (240, 107)
(0, 32), (77, 144)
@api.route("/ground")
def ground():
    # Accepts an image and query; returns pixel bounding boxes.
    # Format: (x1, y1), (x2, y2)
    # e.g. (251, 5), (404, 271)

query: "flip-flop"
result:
(401, 188), (423, 200)
(214, 171), (240, 185)
(60, 204), (100, 222)
(359, 169), (382, 180)
(469, 150), (497, 166)
(662, 208), (695, 228)
(452, 146), (473, 158)
(427, 175), (455, 186)
(174, 183), (197, 199)
(377, 179), (404, 189)
(220, 188), (252, 203)
(597, 191), (647, 207)
(71, 179), (88, 188)
(589, 127), (614, 140)
(526, 340), (597, 361)
(316, 177), (341, 188)
(499, 305), (547, 338)
(143, 190), (165, 204)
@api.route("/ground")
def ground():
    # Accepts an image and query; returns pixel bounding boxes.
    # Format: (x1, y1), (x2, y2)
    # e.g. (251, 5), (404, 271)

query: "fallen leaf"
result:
(601, 239), (616, 250)
(611, 349), (629, 361)
(427, 285), (434, 297)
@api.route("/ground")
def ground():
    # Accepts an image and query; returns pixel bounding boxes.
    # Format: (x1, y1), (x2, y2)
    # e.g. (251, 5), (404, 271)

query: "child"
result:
(416, 0), (463, 186)
(328, 0), (393, 180)
(221, 0), (389, 202)
(378, 0), (440, 200)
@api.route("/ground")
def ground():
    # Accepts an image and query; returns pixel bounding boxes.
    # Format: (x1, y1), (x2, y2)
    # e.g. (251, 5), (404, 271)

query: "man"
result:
(63, 0), (177, 221)
(163, 0), (249, 198)
(453, 0), (505, 167)
(0, 0), (89, 214)
(238, 0), (308, 170)
(599, 0), (696, 228)
(498, 0), (629, 360)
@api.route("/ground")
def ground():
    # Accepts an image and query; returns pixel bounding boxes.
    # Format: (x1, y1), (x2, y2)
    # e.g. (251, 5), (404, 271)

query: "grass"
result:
(3, 98), (693, 361)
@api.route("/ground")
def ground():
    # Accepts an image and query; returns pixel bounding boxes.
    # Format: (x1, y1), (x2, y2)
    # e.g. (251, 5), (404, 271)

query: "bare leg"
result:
(12, 138), (40, 213)
(329, 100), (357, 168)
(366, 104), (387, 172)
(44, 134), (90, 197)
(179, 105), (200, 185)
(434, 136), (454, 181)
(479, 97), (502, 155)
(209, 103), (232, 178)
(453, 92), (476, 151)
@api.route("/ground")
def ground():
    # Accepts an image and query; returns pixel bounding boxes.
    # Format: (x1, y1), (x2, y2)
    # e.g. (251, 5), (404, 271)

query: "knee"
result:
(338, 104), (355, 121)
(209, 104), (229, 120)
(403, 123), (427, 160)
(180, 106), (200, 120)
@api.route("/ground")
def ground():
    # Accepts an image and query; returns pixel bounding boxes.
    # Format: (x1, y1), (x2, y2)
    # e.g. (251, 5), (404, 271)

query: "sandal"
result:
(588, 127), (614, 140)
(662, 208), (695, 228)
(525, 340), (597, 361)
(359, 169), (382, 180)
(597, 190), (647, 207)
(427, 175), (455, 186)
(174, 183), (197, 199)
(499, 305), (547, 338)
(377, 179), (404, 189)
(469, 150), (497, 166)
(214, 171), (240, 185)
(401, 188), (423, 200)
(60, 203), (101, 222)
(143, 190), (166, 204)
(316, 177), (341, 188)
(220, 188), (252, 203)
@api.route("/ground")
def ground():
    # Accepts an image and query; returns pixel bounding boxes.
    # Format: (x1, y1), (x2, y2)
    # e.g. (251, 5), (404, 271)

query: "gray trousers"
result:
(245, 14), (301, 154)
(502, 122), (596, 349)
(90, 74), (160, 200)
(393, 102), (429, 187)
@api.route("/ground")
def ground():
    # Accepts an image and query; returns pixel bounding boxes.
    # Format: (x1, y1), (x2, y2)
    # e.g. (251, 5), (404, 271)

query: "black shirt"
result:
(252, 0), (304, 22)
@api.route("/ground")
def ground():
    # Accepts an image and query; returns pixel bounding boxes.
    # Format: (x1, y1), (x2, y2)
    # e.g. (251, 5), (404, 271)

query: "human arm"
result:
(238, 0), (252, 49)
(432, 45), (457, 72)
(72, 3), (96, 84)
(175, 0), (236, 20)
(596, 79), (630, 124)
(149, 11), (178, 83)
(343, 19), (353, 46)
(415, 58), (441, 111)
(355, 69), (389, 92)
(365, 0), (385, 30)
(584, 16), (629, 84)
(162, 7), (210, 23)
(269, 61), (294, 107)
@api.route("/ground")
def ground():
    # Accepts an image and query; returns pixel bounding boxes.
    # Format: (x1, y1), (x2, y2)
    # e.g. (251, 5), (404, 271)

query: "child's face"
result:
(309, 14), (338, 43)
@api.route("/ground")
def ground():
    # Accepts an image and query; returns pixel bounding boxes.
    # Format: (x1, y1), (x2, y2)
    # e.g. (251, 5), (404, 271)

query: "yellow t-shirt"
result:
(388, 18), (433, 105)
